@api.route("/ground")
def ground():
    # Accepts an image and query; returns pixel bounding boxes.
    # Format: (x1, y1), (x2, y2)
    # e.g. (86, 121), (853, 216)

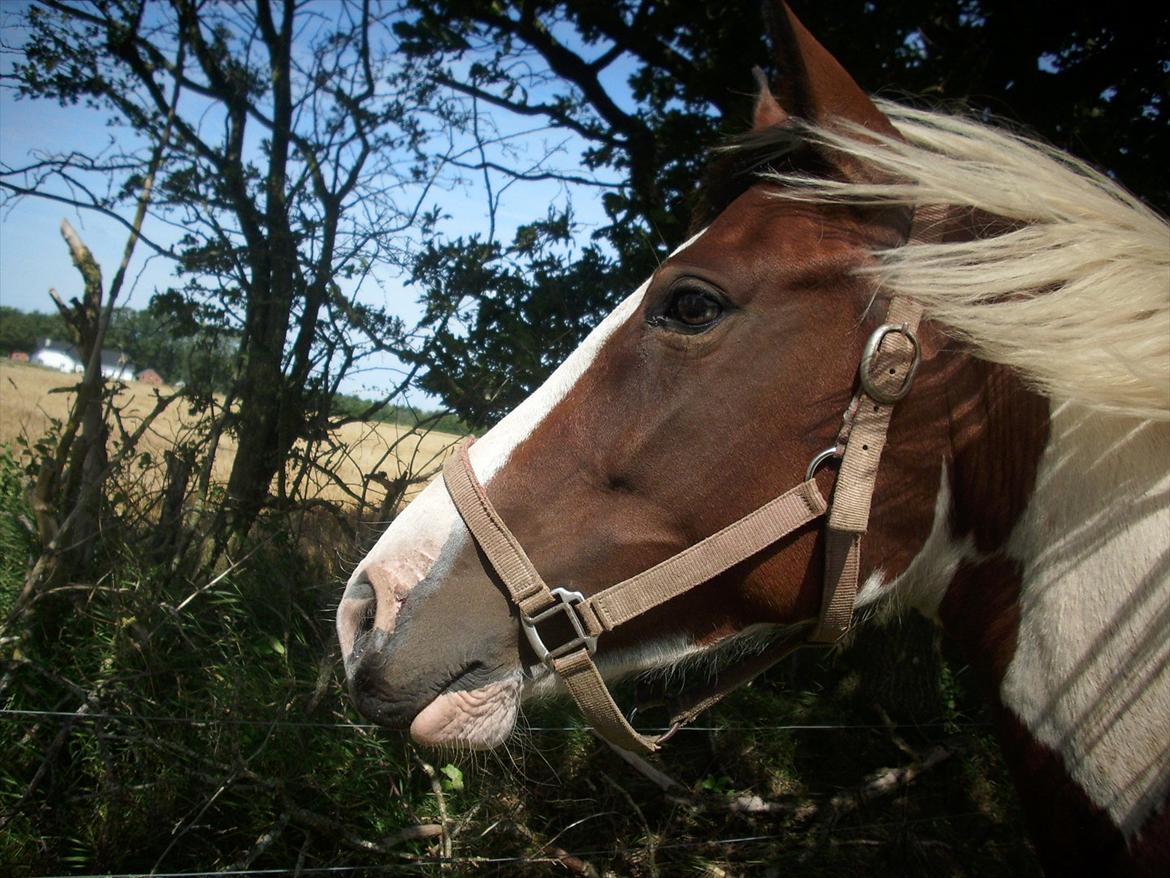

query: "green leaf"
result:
(439, 763), (463, 792)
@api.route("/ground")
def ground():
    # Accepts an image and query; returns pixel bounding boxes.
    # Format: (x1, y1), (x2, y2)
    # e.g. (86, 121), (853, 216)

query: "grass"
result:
(0, 571), (1041, 875)
(424, 644), (1040, 877)
(0, 447), (35, 619)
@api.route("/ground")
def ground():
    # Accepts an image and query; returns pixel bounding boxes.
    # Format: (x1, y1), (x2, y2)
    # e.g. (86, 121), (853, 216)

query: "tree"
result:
(396, 0), (1169, 427)
(405, 208), (619, 426)
(3, 0), (444, 537)
(0, 307), (69, 355)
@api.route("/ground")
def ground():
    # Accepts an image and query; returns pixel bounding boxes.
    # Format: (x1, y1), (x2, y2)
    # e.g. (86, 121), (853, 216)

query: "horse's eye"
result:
(662, 288), (723, 329)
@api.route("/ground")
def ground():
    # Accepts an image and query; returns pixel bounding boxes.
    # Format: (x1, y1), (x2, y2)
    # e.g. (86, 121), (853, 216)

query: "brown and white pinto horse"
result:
(337, 4), (1170, 874)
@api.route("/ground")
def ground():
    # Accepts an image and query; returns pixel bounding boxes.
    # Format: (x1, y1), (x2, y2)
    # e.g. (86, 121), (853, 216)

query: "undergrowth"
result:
(0, 442), (1039, 876)
(0, 448), (35, 618)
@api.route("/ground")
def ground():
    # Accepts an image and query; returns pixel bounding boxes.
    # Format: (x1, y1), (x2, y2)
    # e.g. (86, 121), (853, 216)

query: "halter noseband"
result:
(441, 205), (945, 754)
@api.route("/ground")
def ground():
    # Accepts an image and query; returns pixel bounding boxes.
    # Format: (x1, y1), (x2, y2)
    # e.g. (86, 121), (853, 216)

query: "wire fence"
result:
(0, 707), (988, 733)
(18, 811), (994, 878)
(2, 702), (1000, 876)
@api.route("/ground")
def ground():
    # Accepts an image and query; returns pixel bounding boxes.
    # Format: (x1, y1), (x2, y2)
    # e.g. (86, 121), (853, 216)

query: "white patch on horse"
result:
(1001, 402), (1170, 837)
(855, 461), (971, 621)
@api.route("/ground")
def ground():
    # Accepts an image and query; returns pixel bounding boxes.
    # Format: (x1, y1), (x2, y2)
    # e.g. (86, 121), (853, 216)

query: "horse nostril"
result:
(357, 600), (375, 637)
(338, 573), (378, 659)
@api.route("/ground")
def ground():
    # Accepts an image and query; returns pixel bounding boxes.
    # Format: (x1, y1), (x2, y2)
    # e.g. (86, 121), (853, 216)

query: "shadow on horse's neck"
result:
(882, 363), (1170, 872)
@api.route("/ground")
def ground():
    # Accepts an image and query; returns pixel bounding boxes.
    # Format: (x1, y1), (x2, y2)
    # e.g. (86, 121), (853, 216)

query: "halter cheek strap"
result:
(441, 204), (946, 755)
(813, 201), (947, 640)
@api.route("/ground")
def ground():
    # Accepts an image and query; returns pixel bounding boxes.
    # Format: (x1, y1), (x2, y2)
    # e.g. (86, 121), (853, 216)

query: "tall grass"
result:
(0, 448), (36, 619)
(1, 450), (426, 873)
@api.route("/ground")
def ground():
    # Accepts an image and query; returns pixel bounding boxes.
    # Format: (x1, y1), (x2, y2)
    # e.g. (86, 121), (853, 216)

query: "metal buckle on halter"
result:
(859, 323), (921, 404)
(521, 587), (598, 668)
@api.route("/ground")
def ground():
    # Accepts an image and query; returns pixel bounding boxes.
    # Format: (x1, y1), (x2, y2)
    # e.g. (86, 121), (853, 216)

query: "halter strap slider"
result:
(520, 587), (598, 667)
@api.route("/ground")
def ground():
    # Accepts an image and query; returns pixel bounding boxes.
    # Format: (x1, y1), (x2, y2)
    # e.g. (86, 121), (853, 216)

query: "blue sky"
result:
(0, 3), (638, 404)
(0, 71), (613, 313)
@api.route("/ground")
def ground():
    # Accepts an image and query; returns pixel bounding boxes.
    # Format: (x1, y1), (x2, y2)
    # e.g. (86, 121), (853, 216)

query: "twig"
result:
(302, 646), (339, 718)
(447, 802), (482, 844)
(829, 744), (953, 812)
(684, 744), (955, 824)
(222, 812), (289, 871)
(285, 802), (441, 853)
(137, 537), (277, 653)
(292, 836), (310, 878)
(0, 701), (92, 830)
(410, 749), (452, 859)
(875, 702), (918, 760)
(722, 794), (818, 819)
(802, 744), (957, 864)
(543, 845), (600, 877)
(601, 773), (658, 878)
(151, 769), (240, 874)
(506, 818), (600, 878)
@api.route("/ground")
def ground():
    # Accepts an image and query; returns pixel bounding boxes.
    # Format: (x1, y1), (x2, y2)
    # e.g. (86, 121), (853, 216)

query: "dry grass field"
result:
(0, 359), (461, 509)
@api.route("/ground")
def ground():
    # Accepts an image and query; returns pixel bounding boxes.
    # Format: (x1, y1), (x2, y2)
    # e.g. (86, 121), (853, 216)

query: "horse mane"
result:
(715, 102), (1170, 422)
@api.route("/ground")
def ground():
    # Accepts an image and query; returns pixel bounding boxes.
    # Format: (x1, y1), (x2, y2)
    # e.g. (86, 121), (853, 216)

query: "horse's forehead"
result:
(668, 187), (868, 280)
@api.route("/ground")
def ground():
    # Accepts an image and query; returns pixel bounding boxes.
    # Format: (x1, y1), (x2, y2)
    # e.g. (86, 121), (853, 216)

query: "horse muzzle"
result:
(336, 518), (526, 746)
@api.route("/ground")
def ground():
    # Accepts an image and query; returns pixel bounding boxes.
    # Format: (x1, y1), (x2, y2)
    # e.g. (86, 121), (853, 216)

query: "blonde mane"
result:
(760, 103), (1170, 421)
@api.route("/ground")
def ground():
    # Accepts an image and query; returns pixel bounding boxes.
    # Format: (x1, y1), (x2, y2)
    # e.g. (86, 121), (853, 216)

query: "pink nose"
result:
(336, 543), (442, 661)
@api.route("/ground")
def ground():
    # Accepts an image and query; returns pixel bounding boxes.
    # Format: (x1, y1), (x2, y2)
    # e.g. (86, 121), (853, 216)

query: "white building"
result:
(30, 340), (82, 373)
(30, 339), (136, 381)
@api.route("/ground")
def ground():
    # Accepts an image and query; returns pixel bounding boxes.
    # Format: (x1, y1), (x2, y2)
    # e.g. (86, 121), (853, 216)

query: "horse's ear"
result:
(751, 66), (788, 131)
(762, 1), (899, 138)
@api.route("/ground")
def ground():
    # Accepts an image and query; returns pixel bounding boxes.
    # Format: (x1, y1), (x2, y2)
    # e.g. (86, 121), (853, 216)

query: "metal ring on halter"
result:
(805, 446), (839, 482)
(860, 323), (921, 404)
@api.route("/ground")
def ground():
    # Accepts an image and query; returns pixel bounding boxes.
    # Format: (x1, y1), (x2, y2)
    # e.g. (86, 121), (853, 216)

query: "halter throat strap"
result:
(441, 204), (946, 754)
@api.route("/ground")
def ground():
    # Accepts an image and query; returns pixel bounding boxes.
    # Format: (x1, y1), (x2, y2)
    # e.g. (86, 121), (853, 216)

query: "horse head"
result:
(338, 2), (962, 748)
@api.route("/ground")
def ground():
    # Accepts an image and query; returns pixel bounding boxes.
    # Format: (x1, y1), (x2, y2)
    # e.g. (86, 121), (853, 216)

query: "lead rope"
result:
(442, 204), (948, 755)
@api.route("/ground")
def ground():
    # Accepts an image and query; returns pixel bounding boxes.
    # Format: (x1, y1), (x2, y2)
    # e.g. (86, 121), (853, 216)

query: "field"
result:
(0, 359), (461, 508)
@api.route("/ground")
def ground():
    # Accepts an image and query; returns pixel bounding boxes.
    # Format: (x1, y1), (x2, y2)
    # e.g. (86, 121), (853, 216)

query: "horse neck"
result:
(893, 358), (1170, 866)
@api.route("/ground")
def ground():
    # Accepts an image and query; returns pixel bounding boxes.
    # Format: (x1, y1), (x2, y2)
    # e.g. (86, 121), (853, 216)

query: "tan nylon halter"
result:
(442, 205), (946, 754)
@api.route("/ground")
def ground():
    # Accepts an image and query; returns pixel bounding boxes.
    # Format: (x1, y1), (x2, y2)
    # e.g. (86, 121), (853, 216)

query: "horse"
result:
(336, 3), (1170, 873)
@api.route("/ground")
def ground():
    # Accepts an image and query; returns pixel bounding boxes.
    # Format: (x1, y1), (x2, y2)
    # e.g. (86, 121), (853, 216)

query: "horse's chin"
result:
(408, 676), (522, 749)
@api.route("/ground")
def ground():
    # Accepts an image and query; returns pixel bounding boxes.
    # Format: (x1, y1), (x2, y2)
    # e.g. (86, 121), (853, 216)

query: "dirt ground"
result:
(0, 359), (461, 508)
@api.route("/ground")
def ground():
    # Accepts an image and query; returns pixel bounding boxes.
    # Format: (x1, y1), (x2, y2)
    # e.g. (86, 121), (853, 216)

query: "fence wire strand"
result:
(18, 811), (992, 878)
(0, 707), (987, 733)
